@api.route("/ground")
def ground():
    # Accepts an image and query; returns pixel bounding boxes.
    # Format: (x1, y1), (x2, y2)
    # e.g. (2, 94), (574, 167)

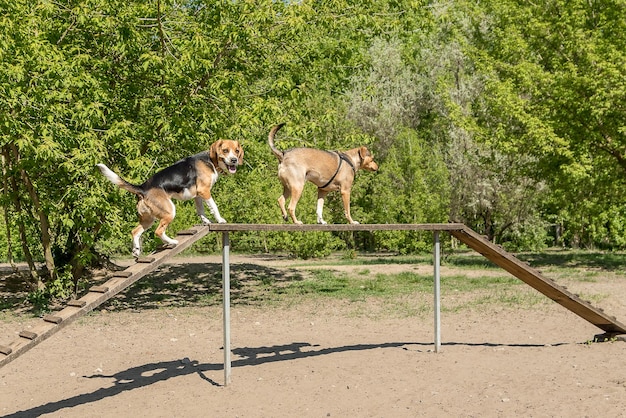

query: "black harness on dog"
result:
(319, 152), (356, 189)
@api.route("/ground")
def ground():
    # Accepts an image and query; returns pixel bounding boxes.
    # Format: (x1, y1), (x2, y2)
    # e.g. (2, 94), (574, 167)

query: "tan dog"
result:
(268, 123), (378, 224)
(97, 140), (243, 256)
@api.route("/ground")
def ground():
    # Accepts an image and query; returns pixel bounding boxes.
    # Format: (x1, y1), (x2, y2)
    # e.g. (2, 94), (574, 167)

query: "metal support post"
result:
(222, 232), (231, 386)
(433, 231), (441, 352)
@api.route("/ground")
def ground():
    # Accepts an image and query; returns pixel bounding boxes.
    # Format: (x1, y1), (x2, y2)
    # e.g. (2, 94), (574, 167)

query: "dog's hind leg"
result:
(278, 186), (290, 222)
(154, 199), (179, 247)
(132, 207), (155, 257)
(286, 187), (303, 225)
(131, 224), (148, 258)
(316, 189), (329, 224)
(155, 219), (178, 247)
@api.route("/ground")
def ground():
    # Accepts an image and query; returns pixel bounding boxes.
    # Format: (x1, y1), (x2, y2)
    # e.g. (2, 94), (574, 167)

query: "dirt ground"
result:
(1, 253), (626, 417)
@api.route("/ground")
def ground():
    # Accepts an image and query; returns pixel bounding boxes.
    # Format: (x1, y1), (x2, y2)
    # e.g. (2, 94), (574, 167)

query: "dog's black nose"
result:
(229, 157), (238, 164)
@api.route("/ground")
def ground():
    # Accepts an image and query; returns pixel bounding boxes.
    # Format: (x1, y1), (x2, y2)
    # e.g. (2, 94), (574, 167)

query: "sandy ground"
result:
(1, 254), (626, 417)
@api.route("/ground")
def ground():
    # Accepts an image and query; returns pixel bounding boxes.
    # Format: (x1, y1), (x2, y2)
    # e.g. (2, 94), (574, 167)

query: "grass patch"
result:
(517, 249), (626, 271)
(272, 268), (528, 317)
(277, 269), (435, 301)
(283, 253), (504, 272)
(263, 251), (622, 317)
(2, 249), (624, 318)
(444, 288), (547, 313)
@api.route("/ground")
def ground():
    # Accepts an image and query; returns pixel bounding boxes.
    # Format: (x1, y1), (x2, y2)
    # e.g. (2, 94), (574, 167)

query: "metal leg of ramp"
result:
(222, 232), (232, 386)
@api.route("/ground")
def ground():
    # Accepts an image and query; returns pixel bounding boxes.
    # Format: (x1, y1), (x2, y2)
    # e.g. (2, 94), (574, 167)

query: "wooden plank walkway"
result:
(0, 225), (211, 368)
(206, 223), (465, 232)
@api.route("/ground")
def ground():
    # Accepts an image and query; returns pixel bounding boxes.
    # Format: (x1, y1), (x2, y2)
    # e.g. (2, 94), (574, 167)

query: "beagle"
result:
(268, 123), (378, 225)
(97, 139), (243, 256)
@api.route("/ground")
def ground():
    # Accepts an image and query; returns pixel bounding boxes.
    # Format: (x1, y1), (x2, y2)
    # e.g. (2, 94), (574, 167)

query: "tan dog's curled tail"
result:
(96, 163), (145, 197)
(268, 123), (286, 162)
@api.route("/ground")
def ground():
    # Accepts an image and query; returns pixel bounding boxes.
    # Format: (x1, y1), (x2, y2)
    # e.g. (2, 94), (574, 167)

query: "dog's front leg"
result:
(341, 188), (359, 224)
(316, 190), (328, 224)
(206, 197), (227, 223)
(194, 197), (212, 224)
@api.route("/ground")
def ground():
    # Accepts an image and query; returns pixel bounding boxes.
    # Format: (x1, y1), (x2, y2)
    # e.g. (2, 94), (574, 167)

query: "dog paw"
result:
(200, 216), (211, 225)
(350, 221), (360, 225)
(294, 220), (303, 225)
(317, 220), (327, 225)
(217, 218), (227, 223)
(132, 247), (141, 258)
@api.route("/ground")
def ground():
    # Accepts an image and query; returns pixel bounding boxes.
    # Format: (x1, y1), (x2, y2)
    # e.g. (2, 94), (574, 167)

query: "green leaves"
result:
(2, 0), (626, 303)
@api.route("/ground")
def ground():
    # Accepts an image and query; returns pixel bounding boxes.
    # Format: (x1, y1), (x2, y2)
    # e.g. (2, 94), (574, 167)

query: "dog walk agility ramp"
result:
(1, 222), (624, 376)
(450, 225), (626, 337)
(0, 225), (211, 369)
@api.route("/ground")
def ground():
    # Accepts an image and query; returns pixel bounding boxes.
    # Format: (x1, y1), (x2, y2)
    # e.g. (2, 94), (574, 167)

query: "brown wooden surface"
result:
(43, 315), (63, 324)
(207, 223), (466, 232)
(451, 226), (626, 334)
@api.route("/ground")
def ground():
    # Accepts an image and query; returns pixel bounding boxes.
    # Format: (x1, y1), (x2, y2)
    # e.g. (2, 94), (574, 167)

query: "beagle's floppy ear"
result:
(235, 141), (244, 164)
(209, 139), (223, 162)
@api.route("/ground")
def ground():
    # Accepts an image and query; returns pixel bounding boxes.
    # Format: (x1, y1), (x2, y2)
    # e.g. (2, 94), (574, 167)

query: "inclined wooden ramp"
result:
(0, 225), (211, 368)
(450, 225), (626, 337)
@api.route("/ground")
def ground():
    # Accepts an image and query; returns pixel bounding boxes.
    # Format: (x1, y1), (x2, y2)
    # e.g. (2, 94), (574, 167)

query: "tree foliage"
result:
(1, 0), (626, 302)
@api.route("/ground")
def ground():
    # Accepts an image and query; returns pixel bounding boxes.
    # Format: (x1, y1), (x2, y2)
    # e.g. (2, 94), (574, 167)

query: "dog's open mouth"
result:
(226, 164), (237, 174)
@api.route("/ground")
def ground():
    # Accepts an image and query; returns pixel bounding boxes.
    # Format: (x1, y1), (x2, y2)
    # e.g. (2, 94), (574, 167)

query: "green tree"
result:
(467, 0), (626, 247)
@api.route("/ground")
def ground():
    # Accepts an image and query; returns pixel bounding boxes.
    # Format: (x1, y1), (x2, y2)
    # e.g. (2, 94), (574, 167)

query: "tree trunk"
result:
(10, 144), (57, 281)
(1, 151), (17, 271)
(2, 145), (43, 290)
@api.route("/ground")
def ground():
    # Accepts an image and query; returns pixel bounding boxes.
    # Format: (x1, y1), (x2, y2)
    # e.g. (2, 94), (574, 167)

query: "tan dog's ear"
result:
(210, 139), (223, 162)
(359, 146), (368, 160)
